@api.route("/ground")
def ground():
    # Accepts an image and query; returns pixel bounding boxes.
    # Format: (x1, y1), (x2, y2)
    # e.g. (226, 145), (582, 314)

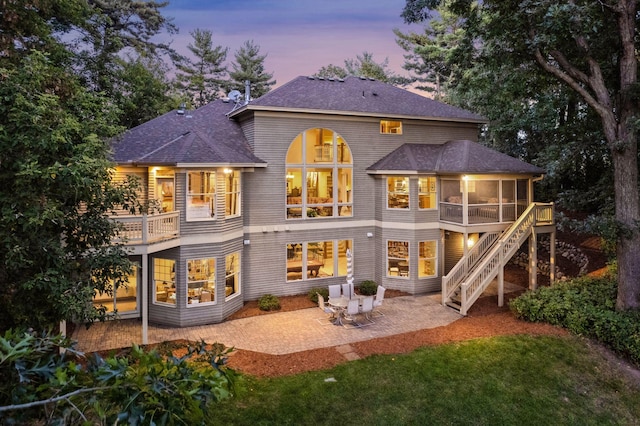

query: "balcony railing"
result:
(112, 211), (180, 245)
(439, 202), (528, 225)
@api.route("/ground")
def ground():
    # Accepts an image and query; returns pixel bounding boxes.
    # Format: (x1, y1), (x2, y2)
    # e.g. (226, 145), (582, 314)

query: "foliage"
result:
(215, 335), (640, 424)
(0, 330), (236, 425)
(174, 28), (228, 107)
(510, 269), (640, 365)
(315, 51), (410, 85)
(308, 287), (329, 303)
(258, 294), (281, 311)
(402, 0), (640, 310)
(0, 51), (141, 331)
(357, 280), (378, 296)
(224, 40), (276, 98)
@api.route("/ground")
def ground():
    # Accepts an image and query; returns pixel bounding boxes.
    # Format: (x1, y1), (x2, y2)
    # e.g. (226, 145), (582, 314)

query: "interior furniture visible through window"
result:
(286, 240), (353, 281)
(380, 120), (402, 134)
(285, 128), (353, 219)
(387, 240), (409, 278)
(186, 258), (215, 305)
(418, 177), (437, 209)
(153, 258), (176, 305)
(387, 177), (409, 209)
(225, 252), (240, 298)
(224, 169), (240, 217)
(187, 171), (215, 220)
(419, 241), (437, 278)
(155, 171), (175, 213)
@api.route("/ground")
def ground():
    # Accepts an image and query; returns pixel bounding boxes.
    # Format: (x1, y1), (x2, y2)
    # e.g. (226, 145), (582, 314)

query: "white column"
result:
(142, 254), (149, 345)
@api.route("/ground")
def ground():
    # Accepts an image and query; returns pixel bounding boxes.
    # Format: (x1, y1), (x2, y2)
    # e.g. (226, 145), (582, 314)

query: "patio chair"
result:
(342, 282), (354, 299)
(359, 295), (374, 322)
(328, 284), (341, 299)
(372, 286), (386, 316)
(317, 293), (336, 319)
(343, 298), (361, 327)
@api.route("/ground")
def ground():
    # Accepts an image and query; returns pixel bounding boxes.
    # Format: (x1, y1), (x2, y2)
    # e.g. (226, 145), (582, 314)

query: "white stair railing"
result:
(458, 203), (554, 315)
(442, 231), (500, 305)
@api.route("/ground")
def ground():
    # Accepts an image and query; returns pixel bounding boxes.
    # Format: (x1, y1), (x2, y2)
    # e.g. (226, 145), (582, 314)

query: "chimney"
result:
(244, 80), (251, 103)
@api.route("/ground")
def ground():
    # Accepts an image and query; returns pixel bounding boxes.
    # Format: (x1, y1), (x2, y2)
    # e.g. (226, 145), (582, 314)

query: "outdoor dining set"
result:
(317, 283), (386, 327)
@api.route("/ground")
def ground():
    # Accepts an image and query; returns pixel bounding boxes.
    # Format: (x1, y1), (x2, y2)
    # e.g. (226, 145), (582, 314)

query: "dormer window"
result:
(380, 120), (402, 134)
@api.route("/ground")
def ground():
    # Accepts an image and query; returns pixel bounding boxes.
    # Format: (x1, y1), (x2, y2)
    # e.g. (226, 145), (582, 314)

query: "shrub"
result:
(308, 287), (328, 303)
(358, 280), (378, 296)
(510, 269), (640, 366)
(258, 294), (281, 311)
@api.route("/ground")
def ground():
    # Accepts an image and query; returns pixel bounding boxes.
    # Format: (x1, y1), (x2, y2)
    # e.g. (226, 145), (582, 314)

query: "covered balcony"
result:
(439, 177), (531, 226)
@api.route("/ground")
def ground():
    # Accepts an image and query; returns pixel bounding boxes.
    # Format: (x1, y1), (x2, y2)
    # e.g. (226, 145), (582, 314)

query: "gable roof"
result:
(111, 100), (266, 167)
(367, 141), (545, 175)
(230, 76), (486, 123)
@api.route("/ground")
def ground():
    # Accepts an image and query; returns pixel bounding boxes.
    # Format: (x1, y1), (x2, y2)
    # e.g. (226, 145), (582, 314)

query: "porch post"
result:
(549, 229), (556, 283)
(141, 254), (149, 345)
(498, 251), (504, 307)
(529, 232), (538, 290)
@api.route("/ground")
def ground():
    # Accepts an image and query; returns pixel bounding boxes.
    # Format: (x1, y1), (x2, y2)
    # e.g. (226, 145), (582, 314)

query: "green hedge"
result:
(510, 268), (640, 365)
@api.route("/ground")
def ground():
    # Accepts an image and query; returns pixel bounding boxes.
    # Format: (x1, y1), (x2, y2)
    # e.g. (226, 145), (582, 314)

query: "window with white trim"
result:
(419, 241), (437, 278)
(387, 177), (409, 209)
(418, 177), (437, 209)
(224, 169), (240, 217)
(380, 120), (402, 134)
(187, 171), (215, 220)
(387, 240), (409, 278)
(225, 252), (240, 298)
(286, 240), (353, 281)
(153, 258), (176, 305)
(186, 258), (215, 305)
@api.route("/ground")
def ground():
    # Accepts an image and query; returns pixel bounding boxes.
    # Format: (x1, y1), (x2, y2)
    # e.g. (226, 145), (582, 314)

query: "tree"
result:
(75, 0), (178, 95)
(0, 51), (140, 331)
(225, 40), (276, 98)
(403, 0), (639, 310)
(174, 28), (228, 107)
(113, 54), (180, 129)
(314, 51), (409, 85)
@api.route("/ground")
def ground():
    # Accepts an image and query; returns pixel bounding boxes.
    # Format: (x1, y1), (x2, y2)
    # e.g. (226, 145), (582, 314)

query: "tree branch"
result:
(0, 387), (109, 413)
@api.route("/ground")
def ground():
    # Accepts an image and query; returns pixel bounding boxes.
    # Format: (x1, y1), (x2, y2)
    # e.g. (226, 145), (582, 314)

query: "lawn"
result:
(213, 335), (640, 425)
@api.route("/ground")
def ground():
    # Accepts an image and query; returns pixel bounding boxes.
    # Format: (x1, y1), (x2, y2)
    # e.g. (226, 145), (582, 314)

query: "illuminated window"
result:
(92, 264), (138, 314)
(418, 177), (437, 209)
(224, 170), (240, 217)
(388, 177), (409, 209)
(225, 252), (240, 298)
(187, 171), (215, 220)
(187, 258), (215, 305)
(286, 240), (352, 282)
(387, 240), (409, 278)
(419, 241), (437, 278)
(285, 128), (353, 219)
(153, 258), (176, 305)
(380, 120), (402, 134)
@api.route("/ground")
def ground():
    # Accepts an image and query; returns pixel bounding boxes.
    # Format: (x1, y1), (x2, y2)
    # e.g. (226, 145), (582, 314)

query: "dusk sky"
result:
(161, 0), (421, 89)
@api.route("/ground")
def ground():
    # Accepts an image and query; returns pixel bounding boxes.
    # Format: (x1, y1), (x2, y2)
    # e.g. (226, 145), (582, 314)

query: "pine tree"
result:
(174, 29), (228, 107)
(225, 40), (276, 99)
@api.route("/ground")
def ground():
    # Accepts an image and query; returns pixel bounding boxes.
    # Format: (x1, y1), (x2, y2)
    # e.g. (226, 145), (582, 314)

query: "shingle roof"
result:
(367, 141), (545, 175)
(111, 101), (266, 166)
(234, 76), (486, 123)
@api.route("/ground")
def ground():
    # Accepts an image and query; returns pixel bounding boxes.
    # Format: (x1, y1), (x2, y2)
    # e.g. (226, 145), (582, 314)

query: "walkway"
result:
(72, 281), (522, 355)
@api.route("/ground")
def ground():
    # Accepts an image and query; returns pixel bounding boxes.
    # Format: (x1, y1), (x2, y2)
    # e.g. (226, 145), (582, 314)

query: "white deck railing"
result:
(112, 211), (180, 245)
(443, 202), (554, 315)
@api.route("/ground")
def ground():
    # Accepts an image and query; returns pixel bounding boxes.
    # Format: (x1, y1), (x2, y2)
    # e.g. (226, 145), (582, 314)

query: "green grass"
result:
(213, 335), (640, 425)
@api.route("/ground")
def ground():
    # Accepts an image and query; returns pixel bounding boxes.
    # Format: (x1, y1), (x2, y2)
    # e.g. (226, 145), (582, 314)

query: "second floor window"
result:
(419, 177), (437, 209)
(380, 120), (402, 134)
(187, 171), (215, 221)
(388, 177), (409, 209)
(224, 169), (240, 217)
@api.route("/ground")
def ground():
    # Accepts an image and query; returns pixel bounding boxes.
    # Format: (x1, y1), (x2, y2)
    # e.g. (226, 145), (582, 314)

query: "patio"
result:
(72, 293), (465, 355)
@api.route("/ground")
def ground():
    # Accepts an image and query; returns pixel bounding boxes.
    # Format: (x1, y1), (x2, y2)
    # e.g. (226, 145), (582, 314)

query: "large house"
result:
(100, 76), (554, 339)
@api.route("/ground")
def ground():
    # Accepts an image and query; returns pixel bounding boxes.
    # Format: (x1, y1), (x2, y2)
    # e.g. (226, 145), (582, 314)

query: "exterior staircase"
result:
(442, 202), (554, 315)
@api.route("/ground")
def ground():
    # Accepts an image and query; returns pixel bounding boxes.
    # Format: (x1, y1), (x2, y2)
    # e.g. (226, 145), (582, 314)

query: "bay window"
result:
(187, 258), (215, 305)
(387, 240), (409, 277)
(419, 241), (437, 278)
(225, 252), (240, 298)
(388, 177), (409, 209)
(153, 258), (176, 305)
(187, 171), (215, 220)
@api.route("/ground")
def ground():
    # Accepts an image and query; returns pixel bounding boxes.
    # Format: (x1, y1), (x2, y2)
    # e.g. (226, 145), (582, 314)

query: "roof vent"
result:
(176, 103), (186, 115)
(307, 76), (315, 80)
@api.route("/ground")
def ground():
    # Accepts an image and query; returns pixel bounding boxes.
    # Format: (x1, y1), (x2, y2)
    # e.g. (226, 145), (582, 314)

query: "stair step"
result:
(446, 301), (462, 311)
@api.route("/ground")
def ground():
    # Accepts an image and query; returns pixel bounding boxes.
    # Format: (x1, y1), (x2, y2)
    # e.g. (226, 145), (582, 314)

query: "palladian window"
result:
(286, 128), (353, 219)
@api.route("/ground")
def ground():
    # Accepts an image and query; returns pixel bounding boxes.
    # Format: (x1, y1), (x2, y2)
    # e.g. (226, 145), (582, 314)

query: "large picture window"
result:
(187, 258), (215, 305)
(187, 171), (215, 220)
(153, 258), (176, 305)
(286, 128), (353, 219)
(387, 240), (409, 278)
(387, 177), (409, 209)
(92, 264), (138, 314)
(286, 240), (353, 281)
(419, 241), (437, 278)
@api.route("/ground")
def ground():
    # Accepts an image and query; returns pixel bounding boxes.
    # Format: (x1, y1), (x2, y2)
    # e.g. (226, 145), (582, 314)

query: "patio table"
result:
(328, 296), (349, 325)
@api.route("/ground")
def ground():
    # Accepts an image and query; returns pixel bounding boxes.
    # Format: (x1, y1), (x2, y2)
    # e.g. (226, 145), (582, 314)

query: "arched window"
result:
(285, 128), (353, 219)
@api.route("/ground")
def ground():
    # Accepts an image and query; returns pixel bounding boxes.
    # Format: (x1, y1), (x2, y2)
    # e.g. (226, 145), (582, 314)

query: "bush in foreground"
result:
(0, 329), (236, 425)
(510, 268), (640, 365)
